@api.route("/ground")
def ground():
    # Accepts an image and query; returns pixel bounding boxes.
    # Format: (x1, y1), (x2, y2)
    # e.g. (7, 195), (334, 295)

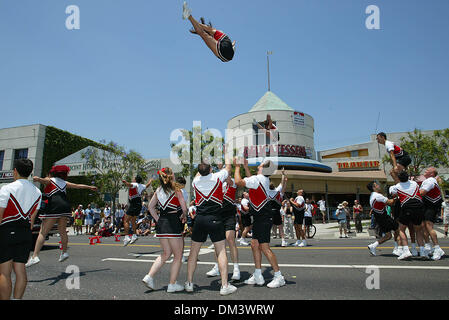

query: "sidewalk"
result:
(313, 220), (447, 240)
(313, 221), (372, 240)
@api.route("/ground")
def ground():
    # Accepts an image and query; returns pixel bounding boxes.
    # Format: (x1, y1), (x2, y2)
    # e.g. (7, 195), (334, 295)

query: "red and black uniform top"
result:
(192, 169), (228, 217)
(0, 179), (42, 229)
(222, 179), (237, 216)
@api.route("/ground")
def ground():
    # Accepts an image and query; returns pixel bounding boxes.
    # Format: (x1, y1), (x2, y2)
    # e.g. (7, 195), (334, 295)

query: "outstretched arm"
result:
(145, 178), (154, 189)
(122, 180), (133, 188)
(66, 181), (97, 191)
(33, 176), (51, 186)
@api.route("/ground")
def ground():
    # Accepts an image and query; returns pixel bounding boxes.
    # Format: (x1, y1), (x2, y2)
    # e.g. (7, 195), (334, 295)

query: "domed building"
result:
(227, 91), (332, 173)
(226, 91), (389, 219)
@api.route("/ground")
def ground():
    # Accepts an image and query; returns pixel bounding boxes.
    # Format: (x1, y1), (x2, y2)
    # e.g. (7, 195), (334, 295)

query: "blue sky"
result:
(1, 0), (448, 159)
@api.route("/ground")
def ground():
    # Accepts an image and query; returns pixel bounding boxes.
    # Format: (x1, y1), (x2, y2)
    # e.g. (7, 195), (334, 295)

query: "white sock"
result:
(372, 241), (379, 248)
(254, 268), (262, 276)
(213, 263), (219, 270)
(233, 263), (239, 271)
(403, 246), (410, 252)
(393, 241), (398, 249)
(274, 271), (282, 277)
(434, 245), (440, 250)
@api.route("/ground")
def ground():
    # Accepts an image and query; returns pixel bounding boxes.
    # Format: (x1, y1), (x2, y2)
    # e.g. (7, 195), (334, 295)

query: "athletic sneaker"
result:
(25, 256), (40, 268)
(367, 244), (377, 256)
(231, 269), (241, 281)
(267, 275), (286, 288)
(182, 2), (191, 20)
(239, 238), (249, 246)
(298, 240), (305, 247)
(281, 239), (288, 247)
(244, 273), (265, 286)
(206, 266), (220, 277)
(220, 284), (237, 296)
(142, 275), (154, 290)
(167, 282), (185, 293)
(431, 248), (445, 261)
(123, 235), (131, 247)
(59, 252), (69, 262)
(398, 250), (412, 260)
(184, 281), (194, 292)
(130, 234), (138, 244)
(293, 240), (301, 247)
(392, 247), (402, 257)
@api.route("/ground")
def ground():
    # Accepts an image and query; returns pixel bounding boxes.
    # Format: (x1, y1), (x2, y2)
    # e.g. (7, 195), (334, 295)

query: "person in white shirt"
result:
(389, 170), (427, 260)
(442, 196), (449, 237)
(238, 193), (252, 246)
(303, 199), (313, 241)
(419, 167), (445, 260)
(366, 181), (399, 256)
(317, 197), (326, 224)
(0, 159), (42, 300)
(185, 162), (237, 296)
(282, 201), (295, 240)
(376, 132), (411, 174)
(290, 190), (307, 246)
(235, 158), (285, 289)
(267, 168), (287, 247)
(122, 176), (153, 246)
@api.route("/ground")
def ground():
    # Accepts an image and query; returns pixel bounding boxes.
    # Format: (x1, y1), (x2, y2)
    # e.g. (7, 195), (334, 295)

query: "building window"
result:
(0, 150), (4, 171)
(14, 148), (28, 161)
(350, 150), (359, 157)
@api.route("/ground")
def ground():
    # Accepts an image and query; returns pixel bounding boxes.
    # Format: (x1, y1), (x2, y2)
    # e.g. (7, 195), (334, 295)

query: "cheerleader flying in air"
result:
(182, 1), (236, 62)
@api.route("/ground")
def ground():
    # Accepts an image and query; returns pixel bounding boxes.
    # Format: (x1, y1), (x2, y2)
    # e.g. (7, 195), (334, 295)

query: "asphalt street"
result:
(22, 234), (449, 301)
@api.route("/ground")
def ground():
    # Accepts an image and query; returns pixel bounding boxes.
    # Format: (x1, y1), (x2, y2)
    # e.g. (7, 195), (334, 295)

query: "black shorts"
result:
(374, 213), (398, 234)
(294, 210), (305, 225)
(126, 202), (142, 217)
(156, 212), (184, 239)
(241, 213), (252, 228)
(424, 206), (440, 223)
(392, 201), (401, 220)
(215, 31), (234, 62)
(396, 154), (411, 168)
(399, 204), (424, 226)
(304, 217), (313, 226)
(191, 214), (225, 243)
(252, 215), (273, 244)
(272, 210), (282, 226)
(222, 215), (236, 232)
(0, 227), (32, 264)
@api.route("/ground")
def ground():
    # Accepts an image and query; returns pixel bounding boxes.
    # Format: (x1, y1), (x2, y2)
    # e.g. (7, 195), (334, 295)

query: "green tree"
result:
(170, 126), (257, 198)
(82, 141), (148, 214)
(399, 129), (449, 176)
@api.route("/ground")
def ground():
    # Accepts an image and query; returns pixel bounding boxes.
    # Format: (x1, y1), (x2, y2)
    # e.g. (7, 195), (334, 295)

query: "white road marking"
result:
(102, 258), (449, 270)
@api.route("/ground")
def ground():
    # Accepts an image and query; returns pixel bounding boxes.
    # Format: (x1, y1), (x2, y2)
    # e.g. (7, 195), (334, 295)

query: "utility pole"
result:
(267, 51), (273, 91)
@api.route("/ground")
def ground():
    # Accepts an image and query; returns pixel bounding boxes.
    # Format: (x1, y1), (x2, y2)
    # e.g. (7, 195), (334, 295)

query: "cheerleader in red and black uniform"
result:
(26, 165), (97, 267)
(142, 167), (187, 293)
(182, 2), (236, 63)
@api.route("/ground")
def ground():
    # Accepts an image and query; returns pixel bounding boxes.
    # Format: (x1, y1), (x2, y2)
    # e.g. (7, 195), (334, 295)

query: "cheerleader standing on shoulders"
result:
(26, 165), (97, 267)
(142, 168), (187, 293)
